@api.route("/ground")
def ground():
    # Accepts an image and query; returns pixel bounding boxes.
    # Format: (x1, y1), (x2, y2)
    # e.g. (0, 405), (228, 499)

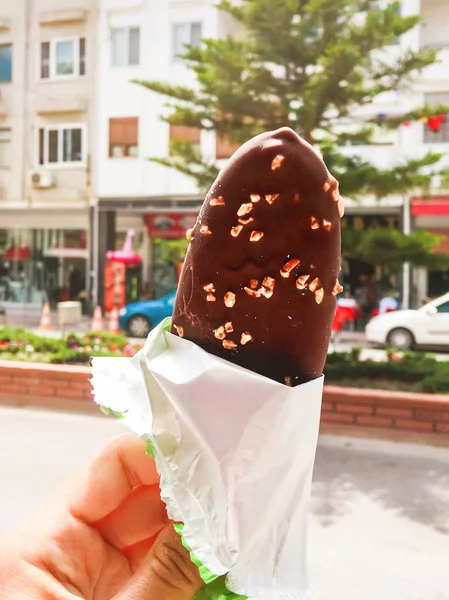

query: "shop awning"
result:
(145, 212), (198, 239)
(411, 197), (449, 216)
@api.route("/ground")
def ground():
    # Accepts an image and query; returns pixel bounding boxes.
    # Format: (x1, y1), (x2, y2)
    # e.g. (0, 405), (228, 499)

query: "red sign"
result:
(145, 212), (198, 239)
(3, 246), (30, 260)
(104, 261), (126, 312)
(411, 196), (449, 216)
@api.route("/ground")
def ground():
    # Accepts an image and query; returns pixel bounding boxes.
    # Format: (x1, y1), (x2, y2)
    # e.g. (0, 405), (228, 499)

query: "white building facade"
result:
(0, 0), (98, 310)
(92, 0), (449, 309)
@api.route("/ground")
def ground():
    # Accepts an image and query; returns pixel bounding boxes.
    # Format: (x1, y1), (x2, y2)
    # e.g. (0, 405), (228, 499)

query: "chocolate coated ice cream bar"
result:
(171, 127), (343, 386)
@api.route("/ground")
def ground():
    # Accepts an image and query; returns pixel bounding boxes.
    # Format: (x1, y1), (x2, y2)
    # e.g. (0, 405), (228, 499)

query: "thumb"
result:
(115, 523), (203, 600)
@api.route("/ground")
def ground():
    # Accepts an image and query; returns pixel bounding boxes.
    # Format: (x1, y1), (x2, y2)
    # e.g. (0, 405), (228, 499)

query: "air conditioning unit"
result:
(30, 170), (54, 189)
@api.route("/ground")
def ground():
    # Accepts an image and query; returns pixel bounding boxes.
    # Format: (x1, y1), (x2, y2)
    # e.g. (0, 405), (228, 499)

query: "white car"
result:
(365, 292), (449, 350)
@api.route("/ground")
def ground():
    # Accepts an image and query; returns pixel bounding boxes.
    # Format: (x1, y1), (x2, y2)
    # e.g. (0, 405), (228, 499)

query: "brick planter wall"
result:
(1, 361), (449, 436)
(0, 360), (93, 413)
(322, 386), (449, 435)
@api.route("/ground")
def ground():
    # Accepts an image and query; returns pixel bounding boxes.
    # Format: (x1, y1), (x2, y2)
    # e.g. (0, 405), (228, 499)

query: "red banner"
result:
(145, 213), (197, 239)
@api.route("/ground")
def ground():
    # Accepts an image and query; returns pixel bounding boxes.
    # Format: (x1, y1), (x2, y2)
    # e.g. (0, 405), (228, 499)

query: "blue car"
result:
(119, 291), (176, 337)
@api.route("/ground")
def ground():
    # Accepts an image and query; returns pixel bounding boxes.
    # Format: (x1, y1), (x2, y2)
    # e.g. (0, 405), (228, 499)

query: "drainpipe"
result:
(402, 194), (411, 309)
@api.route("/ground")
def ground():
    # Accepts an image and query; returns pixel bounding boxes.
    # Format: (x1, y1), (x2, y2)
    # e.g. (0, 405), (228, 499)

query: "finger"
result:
(122, 533), (160, 571)
(62, 434), (159, 524)
(95, 484), (168, 550)
(114, 523), (203, 600)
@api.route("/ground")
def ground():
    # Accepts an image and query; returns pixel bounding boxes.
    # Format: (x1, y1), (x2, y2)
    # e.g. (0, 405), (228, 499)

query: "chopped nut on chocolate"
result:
(323, 181), (331, 192)
(280, 258), (300, 278)
(284, 375), (292, 386)
(337, 196), (345, 217)
(231, 225), (244, 237)
(314, 288), (324, 304)
(295, 274), (310, 290)
(224, 291), (236, 307)
(332, 280), (344, 295)
(206, 293), (216, 302)
(200, 225), (212, 235)
(250, 231), (264, 242)
(260, 287), (274, 299)
(223, 339), (238, 350)
(240, 332), (253, 345)
(237, 203), (254, 217)
(203, 283), (215, 292)
(225, 321), (234, 333)
(331, 187), (339, 202)
(244, 286), (262, 298)
(265, 194), (279, 205)
(250, 194), (261, 203)
(186, 228), (194, 240)
(214, 326), (226, 340)
(271, 154), (285, 170)
(238, 216), (255, 225)
(322, 219), (332, 231)
(310, 216), (320, 230)
(262, 276), (275, 290)
(249, 279), (259, 289)
(173, 324), (184, 337)
(308, 277), (321, 293)
(210, 196), (225, 206)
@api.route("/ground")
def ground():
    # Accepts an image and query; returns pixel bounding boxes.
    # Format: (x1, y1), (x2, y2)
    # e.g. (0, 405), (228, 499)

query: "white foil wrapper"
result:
(91, 319), (323, 600)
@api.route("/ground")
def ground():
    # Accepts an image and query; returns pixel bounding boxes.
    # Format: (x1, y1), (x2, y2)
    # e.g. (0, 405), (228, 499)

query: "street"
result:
(0, 406), (448, 599)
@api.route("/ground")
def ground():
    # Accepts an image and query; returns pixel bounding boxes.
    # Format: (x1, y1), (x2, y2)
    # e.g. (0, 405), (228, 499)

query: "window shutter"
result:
(38, 128), (45, 165)
(79, 38), (86, 76)
(40, 42), (50, 79)
(216, 135), (240, 159)
(170, 124), (201, 143)
(109, 117), (139, 155)
(129, 28), (140, 65)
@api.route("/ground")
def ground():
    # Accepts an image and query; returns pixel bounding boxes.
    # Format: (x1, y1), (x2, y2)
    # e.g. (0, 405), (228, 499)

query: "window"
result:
(0, 129), (11, 167)
(172, 22), (202, 62)
(437, 301), (449, 314)
(111, 28), (140, 67)
(0, 44), (12, 82)
(40, 38), (86, 79)
(169, 125), (201, 155)
(216, 135), (240, 159)
(38, 125), (85, 165)
(423, 94), (449, 144)
(109, 117), (139, 157)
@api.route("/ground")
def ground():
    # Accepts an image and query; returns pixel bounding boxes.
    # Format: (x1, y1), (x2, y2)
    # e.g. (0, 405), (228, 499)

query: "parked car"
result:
(119, 291), (176, 337)
(365, 292), (449, 350)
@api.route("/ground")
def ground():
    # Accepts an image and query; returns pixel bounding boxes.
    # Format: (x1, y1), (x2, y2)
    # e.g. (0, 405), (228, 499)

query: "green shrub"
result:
(0, 326), (139, 365)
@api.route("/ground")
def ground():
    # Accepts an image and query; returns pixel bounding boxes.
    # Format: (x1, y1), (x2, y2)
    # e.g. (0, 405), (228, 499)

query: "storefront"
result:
(92, 197), (202, 308)
(340, 208), (402, 317)
(411, 196), (449, 302)
(0, 210), (89, 308)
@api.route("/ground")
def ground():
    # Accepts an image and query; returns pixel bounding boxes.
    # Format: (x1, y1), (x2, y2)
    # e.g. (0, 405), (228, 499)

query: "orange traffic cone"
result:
(39, 302), (52, 331)
(91, 305), (104, 332)
(109, 307), (120, 334)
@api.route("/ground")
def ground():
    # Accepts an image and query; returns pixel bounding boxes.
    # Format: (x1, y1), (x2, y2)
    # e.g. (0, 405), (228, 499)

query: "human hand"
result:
(0, 434), (203, 599)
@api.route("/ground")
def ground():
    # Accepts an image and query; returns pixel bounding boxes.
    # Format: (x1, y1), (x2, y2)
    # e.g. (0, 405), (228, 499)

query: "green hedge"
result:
(0, 327), (141, 364)
(325, 348), (449, 393)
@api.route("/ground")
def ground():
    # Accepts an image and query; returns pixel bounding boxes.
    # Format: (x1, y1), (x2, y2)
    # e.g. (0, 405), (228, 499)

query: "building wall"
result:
(0, 0), (98, 209)
(96, 0), (236, 199)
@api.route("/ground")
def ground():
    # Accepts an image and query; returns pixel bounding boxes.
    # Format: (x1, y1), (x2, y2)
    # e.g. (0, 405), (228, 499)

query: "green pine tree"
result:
(134, 0), (448, 198)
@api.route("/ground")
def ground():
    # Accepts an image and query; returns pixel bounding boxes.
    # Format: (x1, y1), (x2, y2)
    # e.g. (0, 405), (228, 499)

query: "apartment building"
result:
(92, 0), (239, 304)
(0, 0), (98, 308)
(1, 0), (448, 310)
